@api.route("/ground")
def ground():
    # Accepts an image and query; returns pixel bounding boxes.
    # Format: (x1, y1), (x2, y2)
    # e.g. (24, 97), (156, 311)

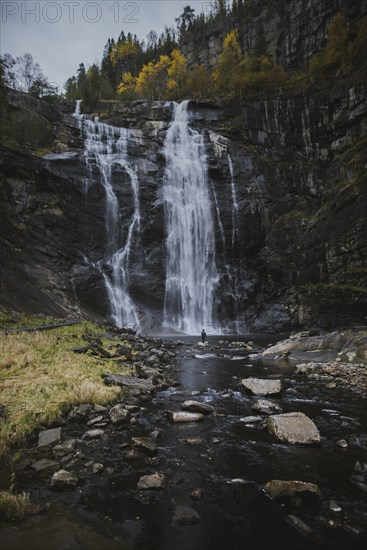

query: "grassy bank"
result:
(0, 313), (129, 456)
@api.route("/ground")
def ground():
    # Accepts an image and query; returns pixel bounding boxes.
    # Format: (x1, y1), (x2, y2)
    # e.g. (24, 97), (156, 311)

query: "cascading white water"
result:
(228, 154), (239, 250)
(74, 101), (140, 330)
(74, 99), (81, 117)
(163, 100), (218, 334)
(210, 180), (226, 247)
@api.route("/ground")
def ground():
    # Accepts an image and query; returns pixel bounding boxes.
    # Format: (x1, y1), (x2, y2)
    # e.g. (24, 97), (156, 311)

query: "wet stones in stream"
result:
(4, 334), (367, 549)
(240, 377), (282, 396)
(267, 412), (321, 445)
(8, 336), (181, 504)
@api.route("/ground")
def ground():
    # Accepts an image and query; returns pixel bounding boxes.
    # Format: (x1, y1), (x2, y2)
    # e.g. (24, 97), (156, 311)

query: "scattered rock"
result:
(239, 415), (264, 425)
(132, 437), (158, 455)
(167, 411), (204, 423)
(38, 427), (62, 449)
(285, 514), (312, 537)
(87, 415), (104, 426)
(263, 480), (321, 500)
(50, 469), (79, 490)
(103, 373), (154, 393)
(240, 378), (281, 396)
(180, 437), (203, 446)
(172, 504), (201, 525)
(69, 404), (93, 420)
(83, 429), (104, 439)
(329, 500), (342, 512)
(109, 404), (131, 425)
(123, 449), (144, 461)
(92, 463), (104, 474)
(53, 439), (76, 458)
(336, 438), (348, 448)
(252, 399), (282, 415)
(181, 400), (215, 414)
(137, 472), (166, 490)
(31, 459), (59, 473)
(267, 412), (321, 445)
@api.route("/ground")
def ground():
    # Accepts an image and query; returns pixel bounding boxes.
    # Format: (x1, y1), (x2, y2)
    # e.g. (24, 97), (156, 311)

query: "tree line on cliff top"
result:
(1, 1), (366, 106)
(63, 2), (367, 106)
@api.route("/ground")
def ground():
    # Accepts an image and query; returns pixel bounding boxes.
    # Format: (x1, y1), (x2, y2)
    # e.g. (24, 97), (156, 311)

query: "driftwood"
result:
(2, 321), (79, 334)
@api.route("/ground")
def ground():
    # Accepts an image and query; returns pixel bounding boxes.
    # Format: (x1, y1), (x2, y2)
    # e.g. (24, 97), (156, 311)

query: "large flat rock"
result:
(167, 411), (204, 423)
(103, 373), (154, 392)
(240, 378), (281, 396)
(38, 427), (62, 449)
(137, 473), (166, 490)
(181, 400), (215, 414)
(267, 412), (321, 444)
(263, 480), (321, 499)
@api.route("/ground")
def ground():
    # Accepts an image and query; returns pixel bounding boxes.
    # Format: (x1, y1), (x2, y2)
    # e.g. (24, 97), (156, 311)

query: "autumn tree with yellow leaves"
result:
(212, 30), (243, 97)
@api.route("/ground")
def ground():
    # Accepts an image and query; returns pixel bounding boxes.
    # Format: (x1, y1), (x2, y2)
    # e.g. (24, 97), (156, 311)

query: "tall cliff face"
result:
(1, 81), (366, 332)
(181, 0), (367, 71)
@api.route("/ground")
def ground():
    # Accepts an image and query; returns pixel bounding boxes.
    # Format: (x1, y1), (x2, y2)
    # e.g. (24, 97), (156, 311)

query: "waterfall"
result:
(163, 100), (218, 334)
(228, 154), (239, 250)
(74, 99), (81, 117)
(210, 180), (226, 248)
(74, 102), (140, 330)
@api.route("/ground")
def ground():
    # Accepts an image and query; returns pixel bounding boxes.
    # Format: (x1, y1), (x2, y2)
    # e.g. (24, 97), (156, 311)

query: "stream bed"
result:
(1, 335), (366, 550)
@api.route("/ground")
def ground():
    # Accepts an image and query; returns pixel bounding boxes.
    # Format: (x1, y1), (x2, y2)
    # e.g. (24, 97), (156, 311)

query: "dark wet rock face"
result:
(1, 80), (366, 332)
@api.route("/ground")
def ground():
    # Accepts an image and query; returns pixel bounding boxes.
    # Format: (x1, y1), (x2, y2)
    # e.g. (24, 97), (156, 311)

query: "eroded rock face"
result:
(181, 1), (367, 73)
(1, 78), (366, 332)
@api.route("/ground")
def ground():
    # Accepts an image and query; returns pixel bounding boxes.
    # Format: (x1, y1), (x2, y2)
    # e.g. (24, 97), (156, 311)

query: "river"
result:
(1, 334), (366, 550)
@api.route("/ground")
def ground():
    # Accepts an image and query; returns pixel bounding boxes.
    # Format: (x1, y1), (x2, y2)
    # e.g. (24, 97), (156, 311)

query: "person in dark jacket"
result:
(201, 328), (207, 343)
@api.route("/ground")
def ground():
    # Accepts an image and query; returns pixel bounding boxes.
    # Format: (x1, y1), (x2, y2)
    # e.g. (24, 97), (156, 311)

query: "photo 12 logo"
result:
(2, 1), (140, 24)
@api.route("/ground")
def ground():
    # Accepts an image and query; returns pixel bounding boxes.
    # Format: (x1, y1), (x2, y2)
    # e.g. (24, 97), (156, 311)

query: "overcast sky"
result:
(1, 0), (215, 91)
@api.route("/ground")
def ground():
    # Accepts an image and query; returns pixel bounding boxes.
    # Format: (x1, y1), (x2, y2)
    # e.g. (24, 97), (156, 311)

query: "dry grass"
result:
(0, 319), (129, 456)
(0, 491), (31, 521)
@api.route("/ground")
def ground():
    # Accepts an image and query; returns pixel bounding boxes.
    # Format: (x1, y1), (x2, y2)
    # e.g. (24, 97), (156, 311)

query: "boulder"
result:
(167, 411), (204, 423)
(137, 472), (166, 490)
(132, 437), (158, 455)
(52, 439), (76, 458)
(109, 404), (131, 424)
(38, 427), (62, 449)
(103, 373), (154, 393)
(267, 412), (321, 444)
(240, 378), (281, 396)
(31, 459), (59, 473)
(263, 480), (321, 500)
(181, 400), (215, 414)
(51, 469), (79, 490)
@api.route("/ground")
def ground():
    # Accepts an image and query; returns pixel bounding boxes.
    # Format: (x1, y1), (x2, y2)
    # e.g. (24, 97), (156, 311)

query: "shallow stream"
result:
(1, 335), (366, 550)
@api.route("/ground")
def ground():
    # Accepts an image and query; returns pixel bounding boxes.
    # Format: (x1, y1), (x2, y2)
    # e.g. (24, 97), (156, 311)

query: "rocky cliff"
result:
(1, 79), (366, 333)
(181, 0), (367, 72)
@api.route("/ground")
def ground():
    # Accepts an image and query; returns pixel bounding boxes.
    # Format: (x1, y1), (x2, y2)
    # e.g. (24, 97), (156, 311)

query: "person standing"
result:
(201, 328), (207, 343)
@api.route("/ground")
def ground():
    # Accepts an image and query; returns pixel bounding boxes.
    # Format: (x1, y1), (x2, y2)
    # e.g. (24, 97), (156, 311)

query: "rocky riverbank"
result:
(1, 328), (366, 549)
